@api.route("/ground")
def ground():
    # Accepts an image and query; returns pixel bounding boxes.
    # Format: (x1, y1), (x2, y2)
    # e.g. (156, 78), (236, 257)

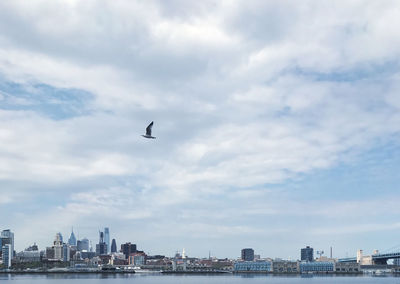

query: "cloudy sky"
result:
(1, 0), (400, 260)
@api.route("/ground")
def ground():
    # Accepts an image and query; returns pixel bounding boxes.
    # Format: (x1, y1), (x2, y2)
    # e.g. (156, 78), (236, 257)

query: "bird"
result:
(142, 121), (156, 139)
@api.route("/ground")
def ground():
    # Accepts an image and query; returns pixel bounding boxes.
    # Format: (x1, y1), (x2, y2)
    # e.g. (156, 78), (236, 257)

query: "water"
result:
(1, 274), (400, 284)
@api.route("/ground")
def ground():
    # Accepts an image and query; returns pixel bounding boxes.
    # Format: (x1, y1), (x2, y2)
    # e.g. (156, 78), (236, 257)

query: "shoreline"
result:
(0, 270), (136, 274)
(1, 270), (396, 276)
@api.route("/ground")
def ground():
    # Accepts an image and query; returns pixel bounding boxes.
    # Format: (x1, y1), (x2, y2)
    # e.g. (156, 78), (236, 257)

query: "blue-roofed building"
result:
(234, 261), (272, 272)
(300, 261), (334, 273)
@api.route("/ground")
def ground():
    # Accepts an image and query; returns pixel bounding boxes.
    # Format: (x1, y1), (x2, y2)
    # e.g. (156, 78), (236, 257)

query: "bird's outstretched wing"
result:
(146, 121), (154, 136)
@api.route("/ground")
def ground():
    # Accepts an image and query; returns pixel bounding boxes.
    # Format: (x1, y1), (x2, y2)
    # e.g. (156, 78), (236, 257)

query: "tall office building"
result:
(2, 244), (12, 268)
(241, 248), (255, 261)
(104, 227), (110, 254)
(63, 244), (70, 261)
(68, 228), (77, 246)
(53, 233), (64, 260)
(77, 238), (89, 251)
(301, 246), (314, 262)
(54, 232), (63, 244)
(111, 239), (117, 253)
(1, 229), (14, 258)
(96, 231), (107, 255)
(121, 242), (137, 259)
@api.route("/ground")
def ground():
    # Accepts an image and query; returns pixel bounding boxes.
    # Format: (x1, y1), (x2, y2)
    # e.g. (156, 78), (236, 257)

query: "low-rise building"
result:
(80, 251), (96, 260)
(129, 252), (147, 266)
(110, 253), (127, 265)
(234, 261), (272, 272)
(15, 250), (40, 263)
(272, 261), (299, 273)
(300, 261), (334, 273)
(335, 262), (361, 273)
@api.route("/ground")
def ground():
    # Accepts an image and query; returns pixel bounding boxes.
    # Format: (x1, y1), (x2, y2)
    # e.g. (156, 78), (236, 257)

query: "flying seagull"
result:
(142, 121), (156, 139)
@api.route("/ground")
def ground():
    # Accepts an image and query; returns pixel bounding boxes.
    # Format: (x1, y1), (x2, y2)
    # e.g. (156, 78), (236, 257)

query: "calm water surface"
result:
(1, 274), (400, 284)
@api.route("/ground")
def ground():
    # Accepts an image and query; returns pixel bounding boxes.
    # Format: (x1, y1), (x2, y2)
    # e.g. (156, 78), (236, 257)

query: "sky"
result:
(1, 0), (400, 260)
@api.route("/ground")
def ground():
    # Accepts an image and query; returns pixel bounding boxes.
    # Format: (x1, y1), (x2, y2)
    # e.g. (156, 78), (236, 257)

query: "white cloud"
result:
(1, 0), (400, 257)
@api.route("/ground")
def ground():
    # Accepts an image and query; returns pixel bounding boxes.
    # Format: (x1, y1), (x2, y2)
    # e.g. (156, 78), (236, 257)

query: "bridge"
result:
(338, 250), (400, 265)
(370, 252), (400, 264)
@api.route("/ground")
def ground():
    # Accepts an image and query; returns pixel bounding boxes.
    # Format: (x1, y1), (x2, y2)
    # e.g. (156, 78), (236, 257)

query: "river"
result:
(1, 274), (400, 283)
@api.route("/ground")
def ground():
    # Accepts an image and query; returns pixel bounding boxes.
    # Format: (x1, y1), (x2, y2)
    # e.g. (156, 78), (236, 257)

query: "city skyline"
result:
(1, 225), (396, 261)
(1, 1), (400, 259)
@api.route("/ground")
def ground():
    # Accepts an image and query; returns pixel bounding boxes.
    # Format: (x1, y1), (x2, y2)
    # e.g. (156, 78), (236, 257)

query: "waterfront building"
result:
(2, 244), (12, 268)
(1, 229), (14, 258)
(234, 261), (272, 272)
(111, 253), (127, 265)
(356, 249), (373, 265)
(272, 260), (299, 273)
(301, 246), (314, 262)
(104, 227), (110, 254)
(299, 261), (334, 273)
(335, 262), (360, 273)
(121, 242), (137, 259)
(111, 239), (117, 253)
(128, 252), (147, 266)
(241, 248), (255, 261)
(68, 228), (77, 246)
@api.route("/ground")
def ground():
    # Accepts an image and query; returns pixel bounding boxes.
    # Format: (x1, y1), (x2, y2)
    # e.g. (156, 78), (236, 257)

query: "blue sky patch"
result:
(0, 78), (93, 120)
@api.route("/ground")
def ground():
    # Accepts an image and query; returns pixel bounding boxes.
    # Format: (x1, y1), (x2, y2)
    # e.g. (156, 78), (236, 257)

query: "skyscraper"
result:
(301, 246), (314, 262)
(2, 244), (12, 268)
(77, 238), (89, 251)
(96, 231), (107, 255)
(68, 228), (77, 246)
(111, 239), (117, 253)
(241, 248), (255, 261)
(1, 229), (15, 258)
(63, 244), (70, 261)
(53, 233), (63, 260)
(104, 227), (110, 254)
